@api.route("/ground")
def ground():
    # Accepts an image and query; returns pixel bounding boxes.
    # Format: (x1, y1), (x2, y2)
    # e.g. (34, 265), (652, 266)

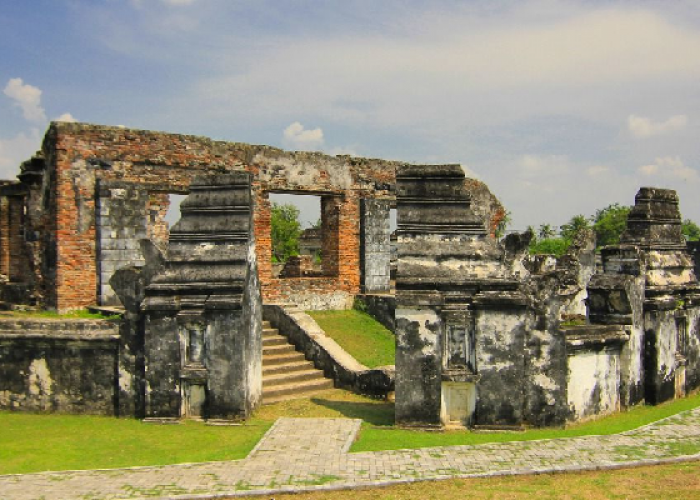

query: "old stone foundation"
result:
(1, 121), (699, 426)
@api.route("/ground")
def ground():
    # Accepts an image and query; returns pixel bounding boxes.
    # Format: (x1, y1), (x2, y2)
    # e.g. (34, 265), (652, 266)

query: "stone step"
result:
(263, 343), (296, 355)
(263, 350), (308, 366)
(263, 359), (314, 376)
(261, 320), (335, 404)
(263, 369), (327, 387)
(262, 320), (272, 329)
(262, 378), (335, 405)
(262, 335), (289, 347)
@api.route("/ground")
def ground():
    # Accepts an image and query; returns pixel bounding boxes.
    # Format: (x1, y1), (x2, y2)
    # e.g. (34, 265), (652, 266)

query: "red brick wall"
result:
(37, 123), (396, 311)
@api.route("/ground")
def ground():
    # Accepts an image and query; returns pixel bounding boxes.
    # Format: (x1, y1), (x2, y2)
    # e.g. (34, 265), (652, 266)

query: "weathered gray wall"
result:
(395, 308), (443, 427)
(0, 319), (119, 414)
(643, 309), (680, 404)
(360, 198), (392, 293)
(567, 347), (621, 420)
(96, 181), (148, 306)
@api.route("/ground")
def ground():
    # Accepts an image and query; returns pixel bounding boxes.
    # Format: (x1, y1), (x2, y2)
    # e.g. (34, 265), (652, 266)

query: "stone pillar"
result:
(604, 188), (700, 404)
(395, 164), (519, 428)
(142, 173), (262, 420)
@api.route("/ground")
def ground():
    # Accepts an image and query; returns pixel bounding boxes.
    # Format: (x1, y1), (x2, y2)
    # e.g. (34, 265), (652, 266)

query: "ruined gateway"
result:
(0, 122), (699, 427)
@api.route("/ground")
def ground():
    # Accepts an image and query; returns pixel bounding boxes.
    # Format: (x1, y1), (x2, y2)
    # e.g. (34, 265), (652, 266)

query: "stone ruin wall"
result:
(0, 122), (399, 312)
(4, 121), (699, 427)
(0, 122), (505, 313)
(395, 162), (700, 429)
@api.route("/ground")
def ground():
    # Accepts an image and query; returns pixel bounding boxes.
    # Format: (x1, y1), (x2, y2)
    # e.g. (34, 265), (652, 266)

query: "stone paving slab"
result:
(1, 411), (700, 500)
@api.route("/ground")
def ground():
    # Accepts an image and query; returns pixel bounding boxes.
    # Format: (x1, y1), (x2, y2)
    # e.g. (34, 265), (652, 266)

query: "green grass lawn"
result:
(2, 388), (699, 475)
(352, 390), (700, 452)
(0, 309), (120, 320)
(306, 309), (395, 368)
(0, 412), (271, 475)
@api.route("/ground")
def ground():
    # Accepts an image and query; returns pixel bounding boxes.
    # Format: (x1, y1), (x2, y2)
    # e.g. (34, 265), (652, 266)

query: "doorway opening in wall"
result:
(147, 192), (187, 252)
(268, 192), (335, 279)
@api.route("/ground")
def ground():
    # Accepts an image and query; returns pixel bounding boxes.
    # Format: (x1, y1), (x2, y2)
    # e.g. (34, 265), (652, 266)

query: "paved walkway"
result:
(2, 408), (700, 499)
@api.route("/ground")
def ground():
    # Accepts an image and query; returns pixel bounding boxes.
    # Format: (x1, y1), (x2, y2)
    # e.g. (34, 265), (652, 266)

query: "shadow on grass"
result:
(309, 397), (395, 426)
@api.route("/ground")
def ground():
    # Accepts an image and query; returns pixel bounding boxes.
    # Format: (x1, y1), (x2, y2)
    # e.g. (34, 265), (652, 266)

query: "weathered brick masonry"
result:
(1, 122), (506, 312)
(1, 123), (402, 311)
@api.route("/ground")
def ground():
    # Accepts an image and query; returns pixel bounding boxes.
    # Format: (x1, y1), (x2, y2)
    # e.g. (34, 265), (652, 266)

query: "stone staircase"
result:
(262, 321), (334, 404)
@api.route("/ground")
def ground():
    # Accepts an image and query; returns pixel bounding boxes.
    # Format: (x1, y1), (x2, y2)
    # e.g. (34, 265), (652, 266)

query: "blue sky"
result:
(2, 0), (700, 231)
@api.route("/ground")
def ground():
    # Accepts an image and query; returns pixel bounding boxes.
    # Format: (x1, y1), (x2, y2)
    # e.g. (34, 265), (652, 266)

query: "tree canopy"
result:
(682, 219), (700, 242)
(271, 202), (302, 263)
(593, 204), (631, 247)
(560, 214), (591, 241)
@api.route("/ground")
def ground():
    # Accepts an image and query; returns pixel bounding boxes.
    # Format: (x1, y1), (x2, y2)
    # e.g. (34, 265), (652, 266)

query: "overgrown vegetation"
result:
(306, 309), (395, 368)
(528, 203), (700, 258)
(683, 218), (700, 241)
(271, 202), (302, 263)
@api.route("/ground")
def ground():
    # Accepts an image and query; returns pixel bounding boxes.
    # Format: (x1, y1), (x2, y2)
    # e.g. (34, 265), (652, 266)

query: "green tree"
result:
(528, 224), (570, 257)
(560, 214), (592, 241)
(271, 202), (302, 263)
(593, 204), (631, 248)
(529, 237), (571, 257)
(538, 223), (555, 240)
(682, 219), (700, 241)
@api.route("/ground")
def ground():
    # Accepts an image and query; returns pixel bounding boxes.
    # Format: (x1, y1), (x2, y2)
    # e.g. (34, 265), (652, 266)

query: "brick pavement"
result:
(1, 409), (700, 500)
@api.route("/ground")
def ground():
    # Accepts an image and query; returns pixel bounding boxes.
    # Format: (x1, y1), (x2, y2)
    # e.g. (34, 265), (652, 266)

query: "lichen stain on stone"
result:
(27, 358), (53, 397)
(396, 310), (439, 355)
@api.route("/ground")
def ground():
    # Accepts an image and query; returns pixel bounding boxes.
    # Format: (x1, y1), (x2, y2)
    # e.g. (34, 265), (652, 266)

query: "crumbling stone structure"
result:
(0, 122), (400, 312)
(140, 173), (261, 420)
(395, 165), (700, 428)
(2, 121), (699, 427)
(592, 188), (700, 405)
(395, 165), (531, 428)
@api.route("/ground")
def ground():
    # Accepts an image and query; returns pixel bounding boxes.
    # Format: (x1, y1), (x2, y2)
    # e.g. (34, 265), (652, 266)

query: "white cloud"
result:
(193, 7), (700, 130)
(518, 155), (570, 177)
(3, 78), (47, 123)
(282, 122), (324, 151)
(0, 129), (42, 178)
(639, 164), (659, 176)
(638, 156), (698, 181)
(586, 165), (609, 176)
(54, 113), (77, 123)
(627, 114), (688, 138)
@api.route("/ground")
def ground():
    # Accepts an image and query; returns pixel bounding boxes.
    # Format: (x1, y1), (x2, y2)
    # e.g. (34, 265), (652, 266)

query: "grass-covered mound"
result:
(306, 309), (395, 368)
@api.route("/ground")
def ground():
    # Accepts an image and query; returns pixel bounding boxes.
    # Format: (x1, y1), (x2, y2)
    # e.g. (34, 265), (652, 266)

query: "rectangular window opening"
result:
(269, 192), (338, 279)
